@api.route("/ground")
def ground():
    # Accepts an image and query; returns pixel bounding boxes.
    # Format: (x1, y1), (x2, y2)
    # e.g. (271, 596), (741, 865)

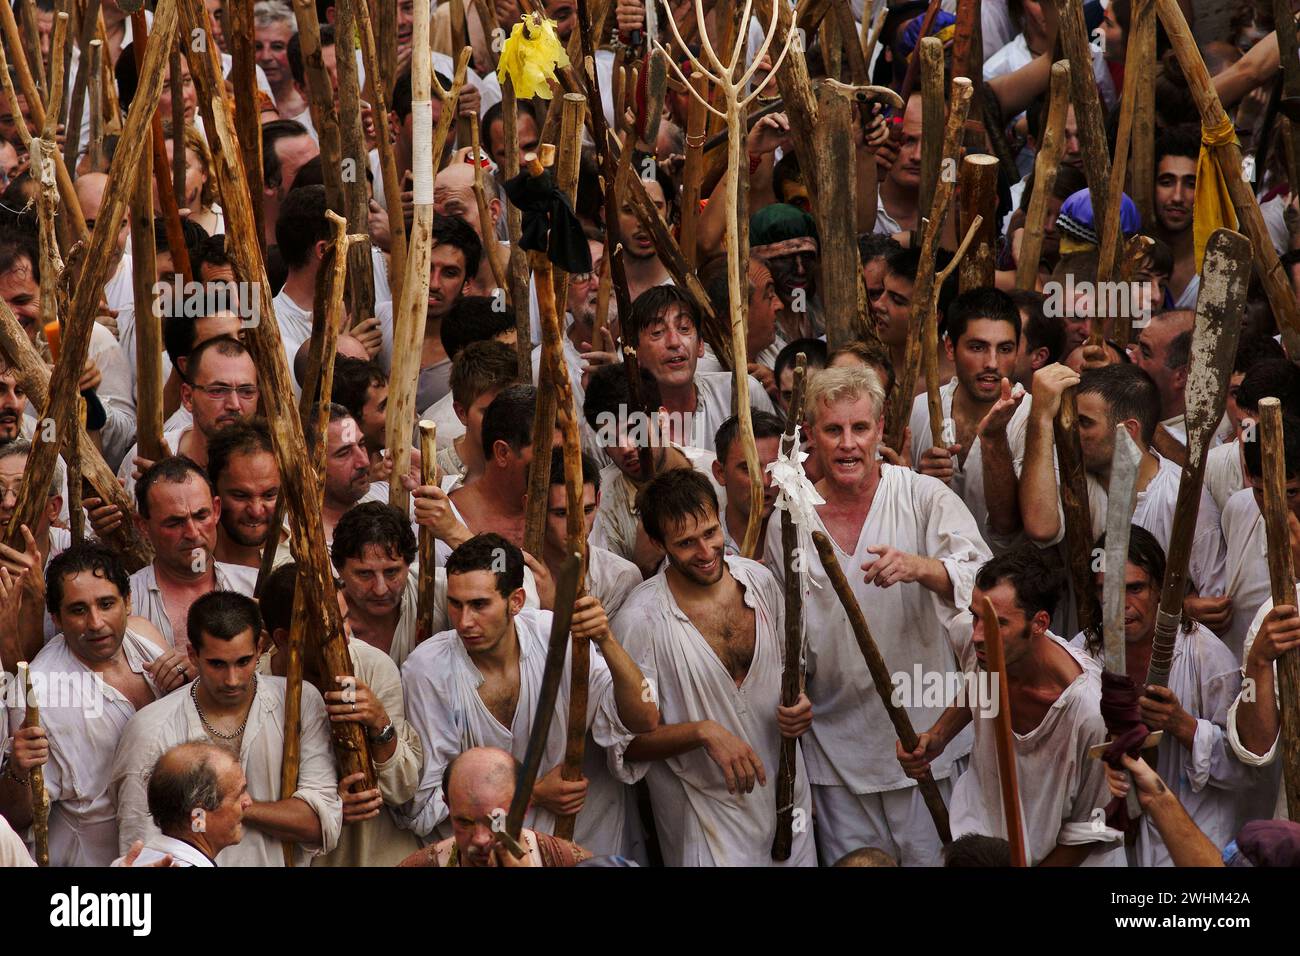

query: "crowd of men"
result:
(0, 0), (1299, 869)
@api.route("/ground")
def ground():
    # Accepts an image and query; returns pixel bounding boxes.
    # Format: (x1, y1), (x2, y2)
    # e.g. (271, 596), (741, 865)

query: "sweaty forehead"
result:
(148, 475), (213, 516)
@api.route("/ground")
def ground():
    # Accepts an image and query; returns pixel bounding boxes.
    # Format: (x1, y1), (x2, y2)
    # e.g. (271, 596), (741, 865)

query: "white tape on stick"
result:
(412, 99), (434, 205)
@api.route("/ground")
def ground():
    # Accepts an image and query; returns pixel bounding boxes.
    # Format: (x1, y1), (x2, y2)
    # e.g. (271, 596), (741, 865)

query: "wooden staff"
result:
(415, 420), (438, 638)
(1114, 234), (1154, 350)
(957, 154), (998, 291)
(760, 0), (824, 209)
(385, 47), (471, 513)
(1054, 388), (1096, 633)
(0, 1), (87, 240)
(679, 72), (709, 268)
(1015, 61), (1069, 291)
(1273, 0), (1300, 197)
(17, 662), (49, 866)
(450, 0), (473, 146)
(16, 0), (45, 102)
(356, 0), (405, 311)
(979, 596), (1027, 866)
(505, 553), (582, 843)
(1053, 0), (1111, 285)
(1155, 0), (1300, 355)
(550, 94), (586, 319)
(938, 214), (983, 290)
(42, 12), (68, 143)
(170, 46), (186, 207)
(130, 12), (193, 284)
(95, 10), (121, 134)
(1128, 0), (1155, 225)
(66, 396), (85, 543)
(1145, 228), (1250, 685)
(334, 0), (377, 328)
(88, 40), (105, 171)
(502, 77), (532, 383)
(374, 0), (396, 98)
(60, 0), (102, 173)
(862, 1), (886, 66)
(3, 0), (177, 564)
(918, 36), (944, 221)
(227, 0), (265, 249)
(886, 78), (972, 454)
(815, 80), (858, 352)
(1097, 0), (1154, 285)
(289, 0), (346, 210)
(1259, 398), (1300, 816)
(772, 353), (807, 861)
(177, 0), (374, 789)
(131, 148), (164, 462)
(659, 0), (795, 558)
(279, 579), (305, 867)
(810, 530), (953, 843)
(0, 301), (153, 569)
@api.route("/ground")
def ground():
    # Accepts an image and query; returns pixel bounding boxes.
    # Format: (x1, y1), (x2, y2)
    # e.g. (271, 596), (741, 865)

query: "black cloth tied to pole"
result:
(1099, 670), (1151, 832)
(503, 168), (592, 274)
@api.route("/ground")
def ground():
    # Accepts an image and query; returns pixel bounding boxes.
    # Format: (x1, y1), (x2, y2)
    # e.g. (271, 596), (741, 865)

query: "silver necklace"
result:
(191, 675), (256, 740)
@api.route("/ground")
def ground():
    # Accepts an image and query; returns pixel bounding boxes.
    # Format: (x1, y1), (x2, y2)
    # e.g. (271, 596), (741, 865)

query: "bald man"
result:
(434, 156), (505, 295)
(114, 742), (252, 867)
(74, 173), (133, 313)
(398, 747), (592, 868)
(1130, 309), (1194, 445)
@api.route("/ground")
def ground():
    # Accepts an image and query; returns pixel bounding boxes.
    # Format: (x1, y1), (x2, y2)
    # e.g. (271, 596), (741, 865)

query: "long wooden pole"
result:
(227, 0), (265, 251)
(60, 0), (103, 173)
(810, 530), (953, 844)
(131, 147), (164, 462)
(18, 662), (49, 866)
(290, 0), (346, 210)
(1016, 61), (1070, 290)
(679, 72), (709, 268)
(416, 420), (437, 639)
(502, 77), (532, 383)
(771, 354), (806, 861)
(979, 596), (1027, 866)
(957, 154), (999, 291)
(356, 0), (405, 311)
(814, 80), (858, 353)
(335, 0), (378, 327)
(1259, 398), (1300, 816)
(918, 36), (944, 221)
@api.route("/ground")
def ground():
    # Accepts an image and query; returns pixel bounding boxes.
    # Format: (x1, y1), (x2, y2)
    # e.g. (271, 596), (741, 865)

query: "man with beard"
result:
(112, 591), (343, 866)
(583, 363), (724, 574)
(898, 547), (1125, 866)
(115, 742), (253, 866)
(306, 404), (377, 543)
(1151, 126), (1199, 308)
(398, 535), (656, 846)
(629, 287), (774, 456)
(0, 441), (68, 653)
(1072, 527), (1251, 866)
(128, 457), (259, 651)
(377, 215), (480, 412)
(1020, 363), (1228, 639)
(206, 421), (281, 569)
(711, 411), (784, 560)
(615, 468), (816, 866)
(762, 365), (989, 866)
(399, 747), (592, 867)
(1129, 309), (1195, 445)
(750, 204), (823, 341)
(115, 335), (259, 503)
(331, 502), (422, 668)
(0, 544), (189, 866)
(874, 93), (924, 237)
(0, 361), (25, 441)
(910, 289), (1031, 551)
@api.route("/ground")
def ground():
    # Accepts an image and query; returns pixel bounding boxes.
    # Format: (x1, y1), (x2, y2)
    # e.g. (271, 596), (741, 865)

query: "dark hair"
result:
(943, 834), (1012, 867)
(1008, 289), (1064, 365)
(257, 561), (300, 631)
(304, 401), (356, 453)
(207, 418), (275, 489)
(431, 214), (483, 282)
(194, 234), (233, 276)
(1078, 364), (1161, 446)
(829, 340), (897, 395)
(775, 338), (828, 385)
(628, 285), (699, 344)
(0, 230), (39, 286)
(276, 184), (331, 269)
(714, 409), (786, 466)
(153, 216), (210, 259)
(391, 68), (412, 121)
(1234, 334), (1287, 376)
(261, 118), (314, 193)
(637, 468), (719, 545)
(884, 244), (920, 282)
(1084, 524), (1190, 655)
(440, 295), (515, 360)
(974, 546), (1063, 621)
(147, 744), (227, 837)
(482, 98), (538, 158)
(187, 334), (252, 384)
(1238, 359), (1300, 417)
(858, 233), (901, 265)
(45, 542), (130, 617)
(187, 590), (263, 653)
(1154, 123), (1200, 169)
(331, 356), (387, 423)
(1243, 413), (1300, 481)
(450, 340), (518, 409)
(331, 501), (417, 569)
(946, 287), (1021, 346)
(445, 532), (525, 597)
(583, 362), (662, 431)
(286, 25), (335, 90)
(480, 384), (538, 459)
(548, 445), (600, 487)
(136, 456), (214, 518)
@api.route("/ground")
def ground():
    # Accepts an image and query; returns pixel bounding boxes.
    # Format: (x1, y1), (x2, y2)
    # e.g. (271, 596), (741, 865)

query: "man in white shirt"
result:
(112, 591), (343, 866)
(711, 411), (784, 561)
(115, 741), (252, 867)
(1150, 127), (1200, 309)
(763, 365), (990, 866)
(0, 544), (190, 866)
(272, 184), (332, 385)
(1129, 309), (1194, 445)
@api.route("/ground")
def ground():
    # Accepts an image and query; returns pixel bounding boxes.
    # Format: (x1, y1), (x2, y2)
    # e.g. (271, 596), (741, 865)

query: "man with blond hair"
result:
(763, 365), (990, 866)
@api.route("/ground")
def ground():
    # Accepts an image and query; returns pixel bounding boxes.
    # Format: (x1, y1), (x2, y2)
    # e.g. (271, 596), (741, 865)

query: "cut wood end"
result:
(540, 144), (557, 167)
(952, 76), (973, 91)
(963, 153), (1000, 166)
(1050, 60), (1070, 77)
(418, 419), (437, 433)
(1087, 731), (1164, 759)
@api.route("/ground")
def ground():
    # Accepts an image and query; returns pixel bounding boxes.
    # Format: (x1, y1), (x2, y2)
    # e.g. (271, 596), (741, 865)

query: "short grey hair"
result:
(253, 0), (297, 32)
(146, 742), (230, 837)
(0, 438), (63, 497)
(803, 364), (887, 424)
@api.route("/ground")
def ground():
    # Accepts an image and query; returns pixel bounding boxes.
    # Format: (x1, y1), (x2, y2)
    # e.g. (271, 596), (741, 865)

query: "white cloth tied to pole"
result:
(766, 423), (824, 531)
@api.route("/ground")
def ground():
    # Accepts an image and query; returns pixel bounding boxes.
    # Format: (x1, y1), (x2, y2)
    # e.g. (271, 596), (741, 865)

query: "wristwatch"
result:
(369, 722), (396, 745)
